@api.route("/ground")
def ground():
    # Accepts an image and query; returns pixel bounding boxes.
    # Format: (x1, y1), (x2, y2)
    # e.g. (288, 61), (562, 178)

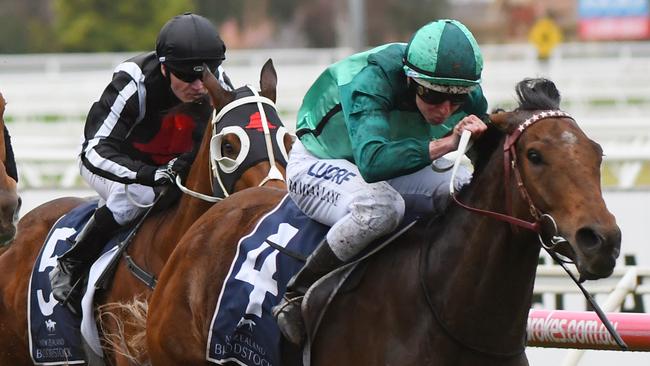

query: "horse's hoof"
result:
(273, 300), (305, 345)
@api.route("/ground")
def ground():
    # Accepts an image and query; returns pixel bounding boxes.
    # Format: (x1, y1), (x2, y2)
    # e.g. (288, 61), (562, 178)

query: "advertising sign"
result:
(578, 0), (650, 40)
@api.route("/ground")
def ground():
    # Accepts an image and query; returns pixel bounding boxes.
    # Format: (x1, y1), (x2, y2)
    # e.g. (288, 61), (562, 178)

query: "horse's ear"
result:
(487, 110), (517, 134)
(202, 65), (236, 111)
(260, 59), (277, 103)
(0, 92), (6, 117)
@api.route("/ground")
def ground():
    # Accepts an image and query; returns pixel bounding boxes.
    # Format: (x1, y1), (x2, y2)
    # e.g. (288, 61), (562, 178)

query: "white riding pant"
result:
(286, 140), (471, 261)
(80, 164), (155, 225)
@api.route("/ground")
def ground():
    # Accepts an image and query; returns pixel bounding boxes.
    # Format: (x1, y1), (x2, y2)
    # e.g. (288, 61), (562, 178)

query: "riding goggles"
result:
(166, 61), (219, 83)
(415, 84), (468, 106)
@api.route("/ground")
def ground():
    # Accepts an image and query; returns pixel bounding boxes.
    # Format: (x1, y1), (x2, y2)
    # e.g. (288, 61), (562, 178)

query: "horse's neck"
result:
(424, 154), (541, 354)
(154, 137), (214, 260)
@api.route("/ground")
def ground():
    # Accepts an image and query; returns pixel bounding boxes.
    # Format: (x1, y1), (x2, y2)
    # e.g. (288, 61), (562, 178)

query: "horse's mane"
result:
(469, 77), (562, 172)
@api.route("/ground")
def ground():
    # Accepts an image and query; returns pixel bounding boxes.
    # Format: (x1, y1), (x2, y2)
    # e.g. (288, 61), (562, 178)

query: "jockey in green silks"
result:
(274, 19), (489, 345)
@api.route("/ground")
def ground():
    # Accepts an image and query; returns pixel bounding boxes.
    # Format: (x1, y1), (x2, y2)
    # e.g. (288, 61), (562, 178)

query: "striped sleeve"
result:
(81, 64), (148, 184)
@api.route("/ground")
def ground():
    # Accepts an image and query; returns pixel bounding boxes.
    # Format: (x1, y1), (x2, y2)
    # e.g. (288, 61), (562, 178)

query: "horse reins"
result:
(446, 111), (628, 351)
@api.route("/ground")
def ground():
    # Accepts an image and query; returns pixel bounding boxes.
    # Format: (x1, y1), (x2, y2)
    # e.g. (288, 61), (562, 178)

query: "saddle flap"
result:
(302, 260), (366, 345)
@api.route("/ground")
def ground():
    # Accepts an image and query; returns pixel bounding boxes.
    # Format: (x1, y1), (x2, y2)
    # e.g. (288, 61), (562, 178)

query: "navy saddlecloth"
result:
(28, 200), (129, 365)
(207, 194), (328, 366)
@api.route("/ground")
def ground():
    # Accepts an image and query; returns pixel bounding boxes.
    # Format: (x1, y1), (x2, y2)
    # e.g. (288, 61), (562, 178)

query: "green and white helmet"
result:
(403, 19), (483, 94)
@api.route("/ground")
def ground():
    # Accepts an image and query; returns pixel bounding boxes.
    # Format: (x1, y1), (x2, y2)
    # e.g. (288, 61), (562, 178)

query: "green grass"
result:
(5, 114), (86, 123)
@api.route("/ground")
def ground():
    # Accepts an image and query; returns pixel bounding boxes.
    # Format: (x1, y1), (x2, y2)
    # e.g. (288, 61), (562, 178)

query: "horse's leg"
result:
(0, 197), (85, 365)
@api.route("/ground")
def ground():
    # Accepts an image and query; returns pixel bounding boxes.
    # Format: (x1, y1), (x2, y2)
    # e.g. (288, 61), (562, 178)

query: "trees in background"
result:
(54, 0), (193, 52)
(0, 0), (55, 53)
(0, 0), (445, 53)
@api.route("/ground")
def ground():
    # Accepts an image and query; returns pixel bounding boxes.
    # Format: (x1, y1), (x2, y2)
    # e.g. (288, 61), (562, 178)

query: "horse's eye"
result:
(222, 143), (235, 157)
(527, 149), (543, 165)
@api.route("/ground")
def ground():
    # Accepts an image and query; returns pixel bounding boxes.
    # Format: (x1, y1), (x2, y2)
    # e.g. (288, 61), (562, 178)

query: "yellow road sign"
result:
(529, 18), (563, 59)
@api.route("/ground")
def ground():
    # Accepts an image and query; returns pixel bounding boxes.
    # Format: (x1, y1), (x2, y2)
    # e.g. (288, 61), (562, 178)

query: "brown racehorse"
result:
(145, 78), (621, 366)
(0, 60), (291, 365)
(0, 92), (21, 247)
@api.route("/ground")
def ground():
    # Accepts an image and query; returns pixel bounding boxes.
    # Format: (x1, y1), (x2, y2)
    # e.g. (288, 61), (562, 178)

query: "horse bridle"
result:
(450, 110), (573, 248)
(447, 110), (628, 350)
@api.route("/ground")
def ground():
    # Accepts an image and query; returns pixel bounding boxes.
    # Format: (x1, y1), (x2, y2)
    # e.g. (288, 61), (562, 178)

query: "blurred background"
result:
(1, 0), (649, 364)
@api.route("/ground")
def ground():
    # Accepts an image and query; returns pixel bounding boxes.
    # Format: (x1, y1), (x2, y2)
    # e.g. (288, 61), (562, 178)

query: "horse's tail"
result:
(97, 297), (149, 364)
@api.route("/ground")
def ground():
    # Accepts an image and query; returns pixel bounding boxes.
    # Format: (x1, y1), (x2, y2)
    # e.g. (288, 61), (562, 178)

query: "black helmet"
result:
(156, 13), (226, 76)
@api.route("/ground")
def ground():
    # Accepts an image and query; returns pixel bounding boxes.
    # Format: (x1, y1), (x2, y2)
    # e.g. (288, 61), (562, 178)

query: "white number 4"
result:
(234, 223), (298, 318)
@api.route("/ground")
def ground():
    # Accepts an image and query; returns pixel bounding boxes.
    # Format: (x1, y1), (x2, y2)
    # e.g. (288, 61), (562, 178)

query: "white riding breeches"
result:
(286, 140), (471, 261)
(80, 164), (155, 225)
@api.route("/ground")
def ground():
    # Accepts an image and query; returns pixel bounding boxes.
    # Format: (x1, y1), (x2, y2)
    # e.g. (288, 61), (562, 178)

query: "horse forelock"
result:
(515, 77), (561, 111)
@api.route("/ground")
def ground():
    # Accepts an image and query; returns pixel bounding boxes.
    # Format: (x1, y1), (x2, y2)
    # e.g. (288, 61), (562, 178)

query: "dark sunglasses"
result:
(167, 64), (217, 83)
(415, 84), (468, 106)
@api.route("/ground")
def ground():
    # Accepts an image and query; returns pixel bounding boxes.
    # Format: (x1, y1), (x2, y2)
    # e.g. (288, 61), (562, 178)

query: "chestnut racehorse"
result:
(0, 92), (21, 247)
(0, 60), (291, 365)
(145, 78), (621, 366)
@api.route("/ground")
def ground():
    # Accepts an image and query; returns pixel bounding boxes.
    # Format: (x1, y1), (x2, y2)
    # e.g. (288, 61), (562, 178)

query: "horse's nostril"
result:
(575, 227), (602, 251)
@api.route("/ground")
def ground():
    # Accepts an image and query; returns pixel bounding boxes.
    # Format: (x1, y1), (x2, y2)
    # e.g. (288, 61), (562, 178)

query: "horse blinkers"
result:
(209, 87), (292, 197)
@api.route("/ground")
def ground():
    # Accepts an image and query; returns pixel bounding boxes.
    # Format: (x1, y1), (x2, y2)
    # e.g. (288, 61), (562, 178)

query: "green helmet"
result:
(403, 19), (483, 91)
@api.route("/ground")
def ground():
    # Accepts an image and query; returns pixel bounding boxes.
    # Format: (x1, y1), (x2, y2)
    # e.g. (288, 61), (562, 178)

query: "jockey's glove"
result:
(152, 165), (176, 186)
(135, 154), (194, 186)
(134, 163), (175, 186)
(167, 153), (193, 176)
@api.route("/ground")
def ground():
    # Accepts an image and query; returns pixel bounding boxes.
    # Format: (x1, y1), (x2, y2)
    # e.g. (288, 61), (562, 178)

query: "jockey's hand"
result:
(167, 153), (193, 177)
(152, 165), (176, 186)
(453, 115), (487, 144)
(136, 154), (194, 186)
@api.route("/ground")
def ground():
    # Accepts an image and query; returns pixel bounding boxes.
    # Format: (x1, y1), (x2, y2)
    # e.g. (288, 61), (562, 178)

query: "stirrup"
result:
(55, 276), (86, 316)
(273, 295), (307, 345)
(272, 294), (304, 319)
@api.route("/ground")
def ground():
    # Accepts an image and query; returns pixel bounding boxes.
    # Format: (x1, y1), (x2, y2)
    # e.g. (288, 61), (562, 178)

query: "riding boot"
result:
(273, 239), (343, 345)
(49, 206), (121, 314)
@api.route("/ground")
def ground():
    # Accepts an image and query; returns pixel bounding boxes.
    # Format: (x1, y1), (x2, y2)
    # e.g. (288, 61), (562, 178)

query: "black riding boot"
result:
(49, 206), (120, 314)
(273, 240), (343, 345)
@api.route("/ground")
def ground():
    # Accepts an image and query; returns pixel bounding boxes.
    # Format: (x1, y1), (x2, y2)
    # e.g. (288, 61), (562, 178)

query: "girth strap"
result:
(124, 253), (157, 289)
